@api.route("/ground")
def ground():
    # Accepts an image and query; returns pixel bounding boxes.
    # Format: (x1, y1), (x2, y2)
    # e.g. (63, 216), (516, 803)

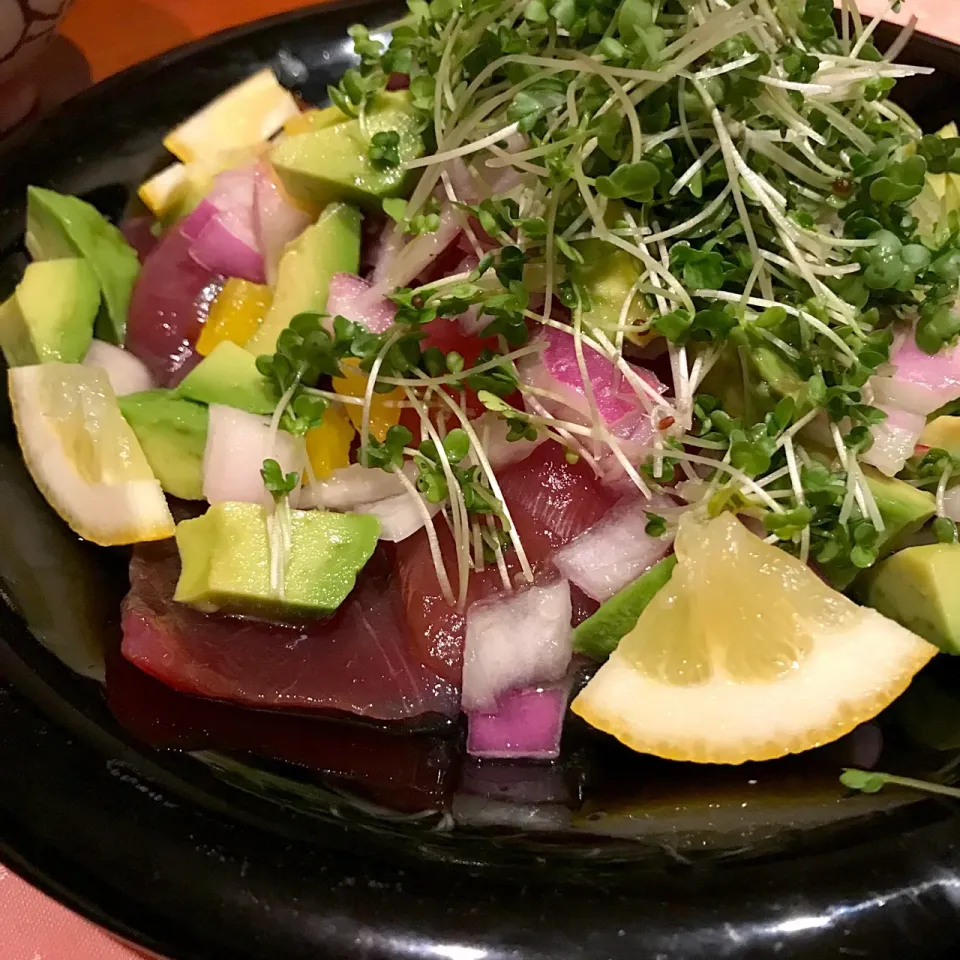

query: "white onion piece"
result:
(253, 162), (311, 286)
(447, 132), (528, 204)
(942, 486), (960, 522)
(458, 303), (487, 336)
(83, 341), (154, 396)
(461, 580), (572, 713)
(355, 489), (441, 542)
(299, 463), (406, 510)
(553, 495), (675, 602)
(326, 272), (396, 333)
(861, 405), (925, 477)
(372, 206), (461, 294)
(203, 404), (299, 504)
(870, 375), (953, 418)
(470, 411), (544, 470)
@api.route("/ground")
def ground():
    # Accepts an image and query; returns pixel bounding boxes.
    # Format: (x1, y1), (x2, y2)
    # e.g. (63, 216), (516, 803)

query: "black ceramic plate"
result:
(3, 4), (960, 958)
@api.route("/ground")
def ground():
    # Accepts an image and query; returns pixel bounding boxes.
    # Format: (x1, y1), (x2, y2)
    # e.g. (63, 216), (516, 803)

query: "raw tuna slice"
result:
(121, 541), (459, 721)
(125, 222), (223, 387)
(397, 441), (617, 683)
(106, 645), (457, 812)
(495, 440), (619, 556)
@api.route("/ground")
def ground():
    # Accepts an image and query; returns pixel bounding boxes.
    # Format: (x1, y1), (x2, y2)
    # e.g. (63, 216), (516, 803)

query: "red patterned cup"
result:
(0, 0), (74, 130)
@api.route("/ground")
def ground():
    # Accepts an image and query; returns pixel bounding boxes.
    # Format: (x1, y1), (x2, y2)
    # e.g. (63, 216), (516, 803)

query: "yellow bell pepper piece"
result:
(197, 279), (272, 356)
(305, 406), (356, 480)
(332, 358), (403, 442)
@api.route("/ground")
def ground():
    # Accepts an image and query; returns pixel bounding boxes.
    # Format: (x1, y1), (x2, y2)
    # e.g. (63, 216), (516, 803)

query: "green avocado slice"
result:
(118, 390), (208, 500)
(26, 186), (140, 346)
(573, 555), (678, 662)
(174, 501), (381, 619)
(0, 258), (99, 366)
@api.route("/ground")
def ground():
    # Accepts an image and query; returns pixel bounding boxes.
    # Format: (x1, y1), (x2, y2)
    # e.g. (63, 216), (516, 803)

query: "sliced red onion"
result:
(203, 404), (300, 504)
(861, 405), (926, 477)
(553, 494), (676, 602)
(518, 326), (667, 480)
(520, 326), (666, 429)
(299, 463), (405, 511)
(466, 680), (570, 760)
(872, 335), (960, 416)
(372, 206), (461, 293)
(188, 167), (265, 283)
(355, 489), (442, 542)
(470, 410), (544, 470)
(461, 579), (572, 713)
(83, 340), (155, 397)
(190, 218), (265, 284)
(178, 198), (217, 242)
(326, 272), (397, 334)
(253, 161), (312, 286)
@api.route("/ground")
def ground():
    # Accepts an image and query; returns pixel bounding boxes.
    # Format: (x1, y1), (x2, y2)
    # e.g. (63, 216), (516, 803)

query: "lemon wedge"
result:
(572, 512), (935, 764)
(163, 68), (299, 164)
(10, 364), (174, 546)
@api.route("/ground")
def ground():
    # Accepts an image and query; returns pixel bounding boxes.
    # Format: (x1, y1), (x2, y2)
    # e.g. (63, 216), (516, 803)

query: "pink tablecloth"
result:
(0, 863), (149, 959)
(4, 1), (960, 958)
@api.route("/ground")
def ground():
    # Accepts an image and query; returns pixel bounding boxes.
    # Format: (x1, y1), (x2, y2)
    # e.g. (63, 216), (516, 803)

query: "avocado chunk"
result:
(285, 105), (350, 134)
(26, 187), (140, 346)
(245, 203), (361, 356)
(0, 259), (99, 366)
(573, 555), (678, 662)
(571, 239), (649, 333)
(118, 390), (208, 500)
(861, 543), (960, 653)
(174, 501), (380, 618)
(824, 469), (937, 589)
(177, 341), (277, 414)
(270, 91), (424, 210)
(920, 416), (960, 454)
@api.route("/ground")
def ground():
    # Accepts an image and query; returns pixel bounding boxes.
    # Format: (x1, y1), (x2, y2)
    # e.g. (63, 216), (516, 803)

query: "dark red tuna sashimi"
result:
(106, 645), (457, 812)
(397, 441), (617, 683)
(495, 441), (619, 556)
(121, 541), (459, 721)
(397, 525), (519, 685)
(125, 225), (222, 386)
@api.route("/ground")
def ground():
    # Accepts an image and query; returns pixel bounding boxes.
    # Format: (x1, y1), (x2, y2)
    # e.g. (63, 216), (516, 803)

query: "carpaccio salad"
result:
(8, 0), (960, 802)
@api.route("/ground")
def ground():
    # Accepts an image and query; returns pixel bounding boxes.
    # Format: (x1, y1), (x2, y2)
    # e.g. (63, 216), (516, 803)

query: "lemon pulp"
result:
(623, 512), (856, 686)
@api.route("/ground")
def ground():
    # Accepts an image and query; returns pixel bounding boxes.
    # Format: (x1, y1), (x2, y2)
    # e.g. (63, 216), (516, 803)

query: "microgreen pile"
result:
(268, 0), (960, 603)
